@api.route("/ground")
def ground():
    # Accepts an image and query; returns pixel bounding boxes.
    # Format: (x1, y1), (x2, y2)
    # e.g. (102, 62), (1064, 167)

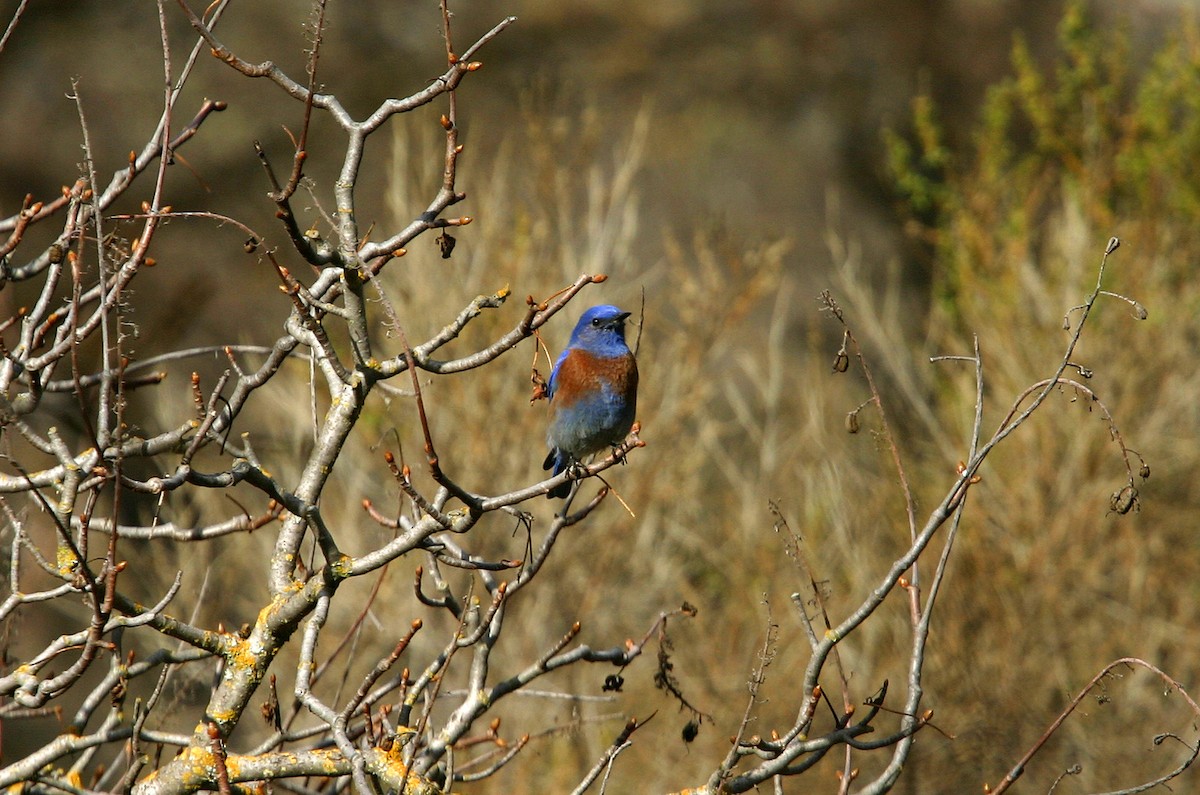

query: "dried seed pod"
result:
(603, 674), (624, 692)
(832, 348), (849, 373)
(682, 720), (700, 743)
(1109, 484), (1139, 515)
(845, 411), (860, 434)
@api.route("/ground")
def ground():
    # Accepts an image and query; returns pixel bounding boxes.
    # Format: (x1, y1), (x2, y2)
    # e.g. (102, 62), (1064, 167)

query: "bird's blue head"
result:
(568, 304), (633, 355)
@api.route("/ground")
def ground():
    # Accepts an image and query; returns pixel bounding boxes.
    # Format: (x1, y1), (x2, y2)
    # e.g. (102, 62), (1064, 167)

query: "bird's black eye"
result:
(591, 318), (602, 327)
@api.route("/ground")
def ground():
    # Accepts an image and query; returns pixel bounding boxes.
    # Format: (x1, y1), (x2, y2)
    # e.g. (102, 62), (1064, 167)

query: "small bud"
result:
(439, 114), (453, 130)
(1138, 462), (1150, 479)
(466, 61), (483, 71)
(143, 257), (156, 267)
(845, 411), (859, 434)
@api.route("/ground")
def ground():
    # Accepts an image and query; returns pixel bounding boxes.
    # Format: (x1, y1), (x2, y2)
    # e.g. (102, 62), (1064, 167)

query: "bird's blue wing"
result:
(547, 347), (571, 399)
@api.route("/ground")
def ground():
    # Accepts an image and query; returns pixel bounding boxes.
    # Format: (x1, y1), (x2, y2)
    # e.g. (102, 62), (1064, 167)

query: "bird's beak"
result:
(615, 311), (632, 324)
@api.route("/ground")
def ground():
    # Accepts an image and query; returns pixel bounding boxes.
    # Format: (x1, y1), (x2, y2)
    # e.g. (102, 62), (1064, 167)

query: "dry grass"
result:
(102, 68), (1200, 790)
(165, 77), (1200, 791)
(5, 3), (1200, 793)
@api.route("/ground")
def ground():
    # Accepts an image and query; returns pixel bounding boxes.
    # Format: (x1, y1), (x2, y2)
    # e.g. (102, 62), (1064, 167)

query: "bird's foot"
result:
(566, 460), (589, 481)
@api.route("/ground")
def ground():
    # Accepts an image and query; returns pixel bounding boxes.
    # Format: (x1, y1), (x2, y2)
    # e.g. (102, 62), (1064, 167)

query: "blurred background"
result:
(3, 0), (1200, 792)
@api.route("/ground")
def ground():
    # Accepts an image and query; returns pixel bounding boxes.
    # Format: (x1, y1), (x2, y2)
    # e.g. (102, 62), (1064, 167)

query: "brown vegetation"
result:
(2, 1), (1199, 793)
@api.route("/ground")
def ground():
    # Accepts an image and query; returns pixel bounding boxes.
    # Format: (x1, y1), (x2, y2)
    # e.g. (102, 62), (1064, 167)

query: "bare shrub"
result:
(1, 2), (1197, 794)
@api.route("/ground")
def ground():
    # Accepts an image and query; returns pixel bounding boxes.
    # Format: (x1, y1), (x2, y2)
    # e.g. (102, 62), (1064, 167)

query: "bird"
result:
(543, 304), (639, 499)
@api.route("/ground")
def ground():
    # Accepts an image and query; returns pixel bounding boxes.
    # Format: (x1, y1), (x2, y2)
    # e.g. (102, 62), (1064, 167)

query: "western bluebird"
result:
(543, 304), (639, 499)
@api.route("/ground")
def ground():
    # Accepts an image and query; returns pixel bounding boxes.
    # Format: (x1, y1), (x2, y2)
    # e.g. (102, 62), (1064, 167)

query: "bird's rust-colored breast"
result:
(552, 348), (638, 409)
